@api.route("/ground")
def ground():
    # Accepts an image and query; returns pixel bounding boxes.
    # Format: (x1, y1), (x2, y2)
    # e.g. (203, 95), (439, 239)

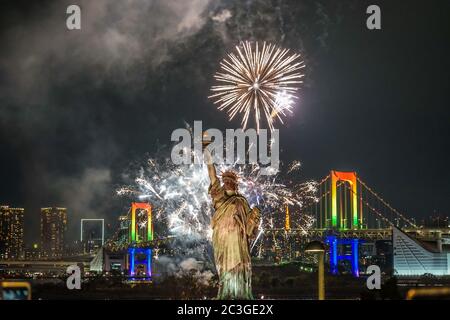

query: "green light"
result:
(131, 206), (136, 242)
(130, 202), (152, 242)
(332, 215), (338, 228)
(331, 171), (360, 230)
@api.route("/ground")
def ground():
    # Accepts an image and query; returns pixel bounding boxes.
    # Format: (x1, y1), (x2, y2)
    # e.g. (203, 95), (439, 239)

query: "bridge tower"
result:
(129, 202), (153, 243)
(327, 171), (362, 277)
(127, 202), (153, 280)
(330, 171), (361, 230)
(326, 235), (361, 277)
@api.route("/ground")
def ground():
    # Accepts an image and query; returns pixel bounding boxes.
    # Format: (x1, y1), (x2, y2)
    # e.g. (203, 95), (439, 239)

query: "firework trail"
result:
(209, 41), (305, 132)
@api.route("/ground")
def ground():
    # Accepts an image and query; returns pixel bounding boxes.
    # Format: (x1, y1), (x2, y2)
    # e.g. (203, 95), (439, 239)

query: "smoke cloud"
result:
(0, 0), (342, 242)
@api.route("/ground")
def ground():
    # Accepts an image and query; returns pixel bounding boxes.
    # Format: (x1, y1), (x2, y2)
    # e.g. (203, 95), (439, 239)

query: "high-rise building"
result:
(40, 207), (67, 258)
(0, 205), (25, 260)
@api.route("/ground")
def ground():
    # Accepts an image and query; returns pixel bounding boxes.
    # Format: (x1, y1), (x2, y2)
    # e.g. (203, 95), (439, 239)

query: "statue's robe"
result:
(209, 179), (259, 300)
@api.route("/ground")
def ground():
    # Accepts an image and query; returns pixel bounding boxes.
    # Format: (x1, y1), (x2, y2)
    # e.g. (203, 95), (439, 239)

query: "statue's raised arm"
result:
(203, 145), (217, 186)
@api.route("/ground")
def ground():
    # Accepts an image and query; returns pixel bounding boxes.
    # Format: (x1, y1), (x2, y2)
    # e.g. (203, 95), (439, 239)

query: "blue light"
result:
(325, 236), (361, 277)
(146, 248), (152, 277)
(128, 247), (152, 278)
(351, 239), (359, 277)
(129, 248), (135, 276)
(326, 236), (338, 274)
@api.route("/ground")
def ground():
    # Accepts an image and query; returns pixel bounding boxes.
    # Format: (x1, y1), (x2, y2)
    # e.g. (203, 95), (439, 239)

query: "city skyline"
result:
(0, 1), (449, 243)
(0, 200), (449, 249)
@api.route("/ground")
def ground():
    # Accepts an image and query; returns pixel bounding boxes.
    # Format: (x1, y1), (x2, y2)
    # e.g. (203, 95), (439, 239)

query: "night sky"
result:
(0, 0), (449, 243)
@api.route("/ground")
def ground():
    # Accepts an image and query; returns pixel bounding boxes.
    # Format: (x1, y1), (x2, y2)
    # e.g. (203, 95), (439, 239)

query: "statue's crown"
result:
(222, 170), (239, 182)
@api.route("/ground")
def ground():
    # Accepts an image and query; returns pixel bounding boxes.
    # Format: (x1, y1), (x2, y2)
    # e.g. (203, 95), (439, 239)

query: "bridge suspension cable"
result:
(342, 182), (393, 227)
(357, 177), (417, 228)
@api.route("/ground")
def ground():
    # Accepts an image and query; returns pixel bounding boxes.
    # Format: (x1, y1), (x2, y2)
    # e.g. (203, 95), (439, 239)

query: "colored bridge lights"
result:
(127, 202), (153, 281)
(128, 247), (152, 280)
(326, 235), (361, 278)
(330, 171), (360, 230)
(130, 202), (153, 243)
(321, 172), (361, 278)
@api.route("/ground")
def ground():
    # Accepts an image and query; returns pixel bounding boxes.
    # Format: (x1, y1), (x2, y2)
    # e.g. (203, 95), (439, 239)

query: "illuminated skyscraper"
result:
(0, 205), (24, 259)
(40, 207), (67, 258)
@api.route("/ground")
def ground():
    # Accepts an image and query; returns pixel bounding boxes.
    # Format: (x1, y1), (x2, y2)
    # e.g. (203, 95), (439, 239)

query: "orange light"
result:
(130, 202), (152, 242)
(330, 171), (359, 229)
(285, 205), (291, 231)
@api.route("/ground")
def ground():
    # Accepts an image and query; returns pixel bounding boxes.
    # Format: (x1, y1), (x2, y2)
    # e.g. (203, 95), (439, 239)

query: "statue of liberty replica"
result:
(203, 146), (260, 300)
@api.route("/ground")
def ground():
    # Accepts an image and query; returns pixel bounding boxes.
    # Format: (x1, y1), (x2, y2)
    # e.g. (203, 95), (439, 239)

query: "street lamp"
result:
(305, 240), (326, 300)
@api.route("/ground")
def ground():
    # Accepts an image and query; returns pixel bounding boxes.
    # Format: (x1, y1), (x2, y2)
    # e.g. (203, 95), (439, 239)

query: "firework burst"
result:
(117, 150), (317, 247)
(209, 41), (305, 132)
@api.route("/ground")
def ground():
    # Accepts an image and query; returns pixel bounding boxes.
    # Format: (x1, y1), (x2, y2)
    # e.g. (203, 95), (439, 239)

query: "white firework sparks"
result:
(209, 41), (305, 132)
(117, 151), (318, 246)
(287, 160), (302, 174)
